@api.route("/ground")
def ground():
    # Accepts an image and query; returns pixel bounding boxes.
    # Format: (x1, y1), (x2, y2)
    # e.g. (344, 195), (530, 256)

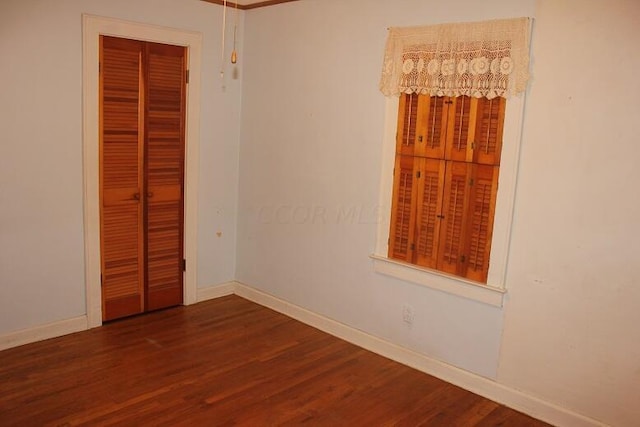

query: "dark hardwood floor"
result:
(0, 295), (550, 426)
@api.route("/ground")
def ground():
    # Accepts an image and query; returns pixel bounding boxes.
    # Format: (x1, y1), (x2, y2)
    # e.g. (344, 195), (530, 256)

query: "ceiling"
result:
(202, 0), (300, 10)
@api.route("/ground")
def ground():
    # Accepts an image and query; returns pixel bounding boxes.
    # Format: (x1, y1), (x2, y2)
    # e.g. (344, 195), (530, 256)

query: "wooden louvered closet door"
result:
(100, 36), (186, 321)
(145, 42), (186, 311)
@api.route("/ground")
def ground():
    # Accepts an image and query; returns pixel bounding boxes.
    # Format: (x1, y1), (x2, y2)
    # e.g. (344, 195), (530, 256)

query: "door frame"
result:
(82, 15), (202, 328)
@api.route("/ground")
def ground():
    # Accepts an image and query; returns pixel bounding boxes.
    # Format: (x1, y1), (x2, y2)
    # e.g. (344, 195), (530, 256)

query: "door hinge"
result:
(100, 273), (103, 286)
(471, 141), (476, 150)
(437, 214), (445, 219)
(460, 254), (466, 263)
(418, 135), (423, 142)
(469, 178), (474, 186)
(182, 259), (187, 272)
(185, 69), (190, 84)
(410, 243), (415, 251)
(416, 171), (421, 178)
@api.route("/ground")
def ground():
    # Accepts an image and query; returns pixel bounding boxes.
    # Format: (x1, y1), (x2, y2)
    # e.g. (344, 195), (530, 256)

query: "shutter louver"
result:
(419, 96), (448, 159)
(415, 159), (445, 268)
(437, 161), (472, 276)
(474, 97), (505, 165)
(396, 93), (419, 156)
(446, 96), (474, 162)
(389, 155), (418, 262)
(465, 165), (498, 282)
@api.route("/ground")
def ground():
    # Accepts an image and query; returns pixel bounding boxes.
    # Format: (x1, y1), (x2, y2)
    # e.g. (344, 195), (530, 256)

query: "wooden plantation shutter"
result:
(389, 155), (418, 262)
(473, 97), (505, 166)
(414, 158), (445, 268)
(100, 36), (186, 321)
(388, 93), (504, 283)
(396, 93), (419, 156)
(100, 37), (145, 320)
(445, 96), (474, 162)
(437, 161), (473, 276)
(417, 96), (448, 159)
(465, 164), (498, 282)
(145, 42), (186, 311)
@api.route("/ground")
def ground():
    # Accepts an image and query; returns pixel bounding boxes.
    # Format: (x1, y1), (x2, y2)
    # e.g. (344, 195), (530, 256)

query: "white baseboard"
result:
(0, 316), (88, 351)
(196, 281), (237, 302)
(0, 282), (236, 352)
(234, 282), (605, 427)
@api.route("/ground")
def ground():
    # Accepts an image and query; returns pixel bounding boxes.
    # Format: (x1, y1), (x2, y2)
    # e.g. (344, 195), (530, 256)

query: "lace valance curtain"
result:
(379, 18), (531, 99)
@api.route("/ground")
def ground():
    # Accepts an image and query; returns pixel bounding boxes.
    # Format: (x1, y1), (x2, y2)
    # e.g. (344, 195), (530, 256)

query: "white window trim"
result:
(371, 94), (526, 308)
(82, 14), (202, 328)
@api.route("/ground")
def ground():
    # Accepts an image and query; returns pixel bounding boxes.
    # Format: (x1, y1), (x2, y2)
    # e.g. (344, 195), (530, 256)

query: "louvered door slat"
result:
(415, 158), (445, 268)
(437, 161), (473, 276)
(145, 42), (186, 311)
(100, 36), (145, 321)
(465, 165), (499, 282)
(388, 155), (419, 262)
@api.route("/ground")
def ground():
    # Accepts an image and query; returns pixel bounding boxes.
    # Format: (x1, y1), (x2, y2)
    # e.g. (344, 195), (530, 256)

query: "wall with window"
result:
(0, 0), (242, 334)
(238, 0), (535, 380)
(237, 0), (639, 426)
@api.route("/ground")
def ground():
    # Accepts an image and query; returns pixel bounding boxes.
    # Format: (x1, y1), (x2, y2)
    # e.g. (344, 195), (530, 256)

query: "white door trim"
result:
(82, 14), (202, 328)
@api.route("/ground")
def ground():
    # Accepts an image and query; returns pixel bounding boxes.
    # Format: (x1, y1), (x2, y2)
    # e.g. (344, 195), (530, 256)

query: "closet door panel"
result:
(145, 42), (186, 310)
(100, 36), (145, 321)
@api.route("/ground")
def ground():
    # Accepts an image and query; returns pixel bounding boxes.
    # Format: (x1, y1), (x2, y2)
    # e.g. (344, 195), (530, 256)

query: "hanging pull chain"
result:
(231, 1), (238, 64)
(220, 0), (228, 78)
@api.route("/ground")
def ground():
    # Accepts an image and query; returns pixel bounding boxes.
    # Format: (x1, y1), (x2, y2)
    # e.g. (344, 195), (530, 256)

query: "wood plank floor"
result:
(0, 296), (550, 426)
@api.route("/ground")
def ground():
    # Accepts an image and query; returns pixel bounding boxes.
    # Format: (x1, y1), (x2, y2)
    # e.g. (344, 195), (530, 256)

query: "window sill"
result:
(370, 254), (506, 307)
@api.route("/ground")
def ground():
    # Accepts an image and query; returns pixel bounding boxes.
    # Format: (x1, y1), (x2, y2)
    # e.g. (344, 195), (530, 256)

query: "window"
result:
(373, 17), (531, 303)
(388, 94), (505, 283)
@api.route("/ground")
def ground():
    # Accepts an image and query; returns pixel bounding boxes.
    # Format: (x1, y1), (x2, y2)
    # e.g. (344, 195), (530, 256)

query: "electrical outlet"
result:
(402, 304), (414, 325)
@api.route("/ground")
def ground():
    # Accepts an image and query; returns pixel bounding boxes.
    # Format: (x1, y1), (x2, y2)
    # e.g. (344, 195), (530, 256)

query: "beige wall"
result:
(498, 1), (640, 425)
(0, 0), (242, 333)
(237, 0), (639, 425)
